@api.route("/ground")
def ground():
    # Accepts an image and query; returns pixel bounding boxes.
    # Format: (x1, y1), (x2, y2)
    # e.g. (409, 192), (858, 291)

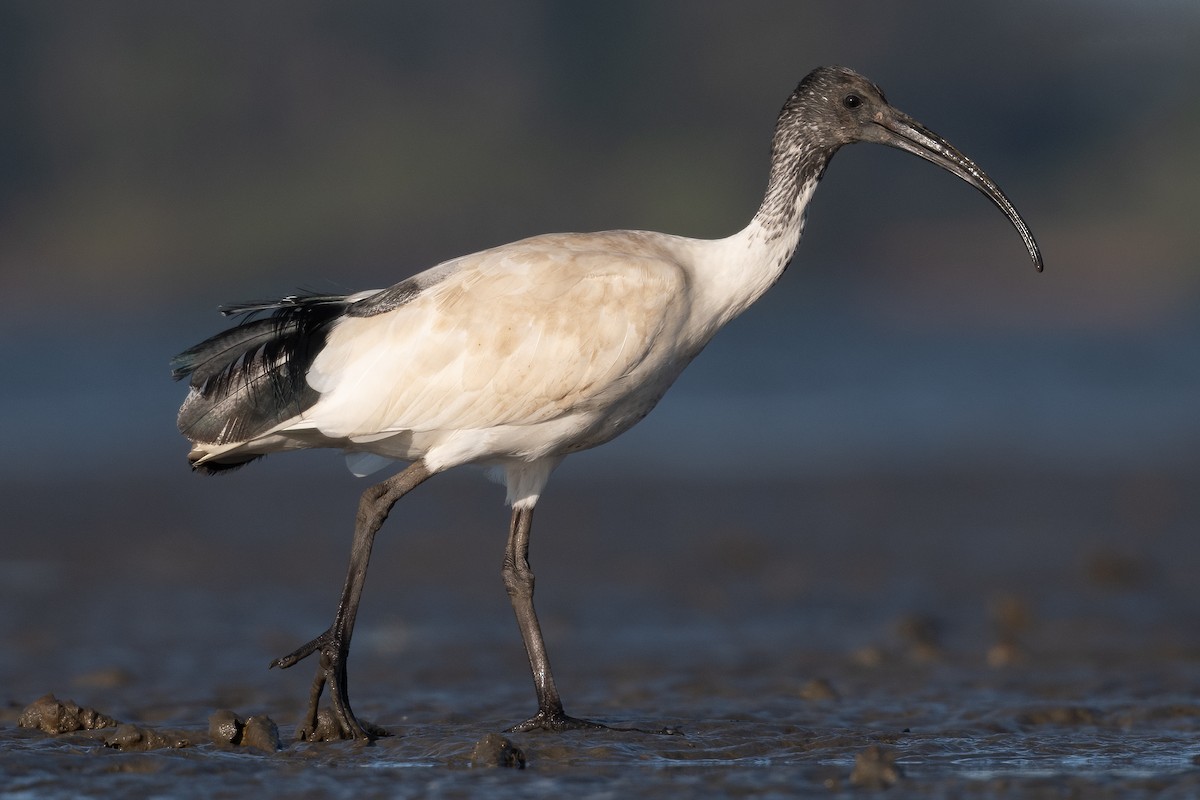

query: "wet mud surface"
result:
(3, 466), (1199, 797)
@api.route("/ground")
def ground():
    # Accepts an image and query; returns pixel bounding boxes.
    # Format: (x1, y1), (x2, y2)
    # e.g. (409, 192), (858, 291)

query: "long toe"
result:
(323, 652), (386, 742)
(507, 710), (683, 735)
(327, 703), (385, 743)
(506, 709), (608, 733)
(270, 629), (333, 671)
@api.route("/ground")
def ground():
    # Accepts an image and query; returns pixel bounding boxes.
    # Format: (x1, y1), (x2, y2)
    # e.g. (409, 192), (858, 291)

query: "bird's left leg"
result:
(271, 460), (432, 742)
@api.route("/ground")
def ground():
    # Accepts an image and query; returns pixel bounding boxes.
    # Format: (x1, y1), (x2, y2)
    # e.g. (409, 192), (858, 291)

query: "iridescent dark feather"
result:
(172, 294), (351, 448)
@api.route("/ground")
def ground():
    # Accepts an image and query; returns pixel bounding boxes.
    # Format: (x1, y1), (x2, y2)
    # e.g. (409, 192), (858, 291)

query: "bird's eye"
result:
(843, 94), (862, 109)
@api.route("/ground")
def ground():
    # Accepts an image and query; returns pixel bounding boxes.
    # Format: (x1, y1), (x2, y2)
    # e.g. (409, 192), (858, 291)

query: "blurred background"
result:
(2, 0), (1198, 480)
(2, 0), (1199, 716)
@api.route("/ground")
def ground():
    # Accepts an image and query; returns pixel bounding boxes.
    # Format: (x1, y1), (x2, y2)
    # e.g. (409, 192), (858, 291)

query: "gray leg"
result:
(502, 504), (607, 732)
(271, 459), (433, 741)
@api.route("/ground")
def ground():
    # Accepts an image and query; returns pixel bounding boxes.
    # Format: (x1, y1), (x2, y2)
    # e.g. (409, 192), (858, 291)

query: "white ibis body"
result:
(173, 66), (1042, 740)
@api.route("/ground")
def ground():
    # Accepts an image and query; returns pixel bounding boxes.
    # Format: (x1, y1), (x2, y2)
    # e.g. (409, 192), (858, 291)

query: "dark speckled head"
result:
(779, 66), (1043, 272)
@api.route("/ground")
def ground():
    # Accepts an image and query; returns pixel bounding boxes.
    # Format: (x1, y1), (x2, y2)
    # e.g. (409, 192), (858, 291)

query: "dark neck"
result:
(688, 94), (843, 335)
(751, 112), (837, 240)
(693, 114), (839, 334)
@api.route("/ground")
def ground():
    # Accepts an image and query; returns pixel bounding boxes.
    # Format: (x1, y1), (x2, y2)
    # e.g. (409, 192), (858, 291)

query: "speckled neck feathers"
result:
(703, 83), (840, 330)
(754, 93), (837, 239)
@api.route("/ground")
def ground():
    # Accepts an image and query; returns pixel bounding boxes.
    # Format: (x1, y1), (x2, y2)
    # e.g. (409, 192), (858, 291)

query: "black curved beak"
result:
(861, 108), (1043, 272)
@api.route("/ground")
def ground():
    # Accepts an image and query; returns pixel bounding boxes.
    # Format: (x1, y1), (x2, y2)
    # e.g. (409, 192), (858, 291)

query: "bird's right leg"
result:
(502, 505), (684, 737)
(502, 503), (610, 732)
(270, 460), (432, 742)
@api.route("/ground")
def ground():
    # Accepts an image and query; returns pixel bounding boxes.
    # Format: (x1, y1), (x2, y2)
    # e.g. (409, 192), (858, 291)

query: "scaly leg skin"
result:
(270, 461), (433, 742)
(501, 505), (682, 736)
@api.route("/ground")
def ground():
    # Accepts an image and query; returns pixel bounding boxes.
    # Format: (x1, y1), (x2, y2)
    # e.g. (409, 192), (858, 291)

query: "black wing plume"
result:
(173, 293), (351, 446)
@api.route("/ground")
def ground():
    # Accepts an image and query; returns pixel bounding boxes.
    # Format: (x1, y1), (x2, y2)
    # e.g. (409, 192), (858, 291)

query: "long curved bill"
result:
(863, 109), (1043, 272)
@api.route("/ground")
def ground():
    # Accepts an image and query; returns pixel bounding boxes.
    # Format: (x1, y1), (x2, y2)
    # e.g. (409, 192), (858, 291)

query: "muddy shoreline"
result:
(4, 465), (1199, 795)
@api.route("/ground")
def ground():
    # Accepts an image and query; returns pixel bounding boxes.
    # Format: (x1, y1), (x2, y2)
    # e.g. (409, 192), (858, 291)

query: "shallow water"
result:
(3, 466), (1199, 796)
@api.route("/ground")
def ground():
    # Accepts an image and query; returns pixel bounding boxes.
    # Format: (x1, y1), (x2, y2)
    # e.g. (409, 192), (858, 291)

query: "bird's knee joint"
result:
(501, 563), (534, 598)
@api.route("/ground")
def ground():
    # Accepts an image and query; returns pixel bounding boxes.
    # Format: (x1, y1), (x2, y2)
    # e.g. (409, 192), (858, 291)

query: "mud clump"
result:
(104, 723), (190, 751)
(19, 694), (193, 751)
(850, 745), (903, 789)
(798, 677), (839, 702)
(17, 695), (285, 753)
(305, 708), (345, 742)
(208, 709), (244, 745)
(208, 710), (283, 751)
(293, 707), (391, 742)
(242, 715), (283, 751)
(1085, 550), (1149, 590)
(71, 667), (135, 690)
(896, 613), (943, 663)
(470, 733), (526, 769)
(1016, 706), (1099, 726)
(18, 694), (119, 735)
(987, 593), (1031, 667)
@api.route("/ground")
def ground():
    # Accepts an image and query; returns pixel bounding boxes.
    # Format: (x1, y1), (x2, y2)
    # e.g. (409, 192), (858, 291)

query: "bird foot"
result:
(506, 709), (607, 733)
(270, 628), (382, 742)
(505, 708), (683, 736)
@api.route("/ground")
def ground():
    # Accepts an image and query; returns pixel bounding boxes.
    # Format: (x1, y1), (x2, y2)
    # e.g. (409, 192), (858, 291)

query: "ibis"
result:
(172, 66), (1042, 741)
